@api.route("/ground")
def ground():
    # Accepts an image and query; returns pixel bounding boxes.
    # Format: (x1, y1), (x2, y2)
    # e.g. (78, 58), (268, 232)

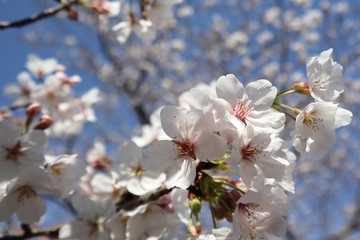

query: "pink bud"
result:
(293, 81), (310, 95)
(26, 103), (41, 116)
(33, 115), (53, 130)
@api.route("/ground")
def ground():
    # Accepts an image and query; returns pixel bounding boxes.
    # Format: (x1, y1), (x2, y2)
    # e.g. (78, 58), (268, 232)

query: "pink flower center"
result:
(242, 146), (257, 161)
(241, 144), (265, 162)
(232, 102), (249, 123)
(172, 139), (196, 160)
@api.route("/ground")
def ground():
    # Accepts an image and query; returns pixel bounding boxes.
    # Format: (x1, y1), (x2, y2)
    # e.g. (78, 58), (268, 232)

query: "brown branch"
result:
(0, 0), (79, 30)
(0, 224), (60, 240)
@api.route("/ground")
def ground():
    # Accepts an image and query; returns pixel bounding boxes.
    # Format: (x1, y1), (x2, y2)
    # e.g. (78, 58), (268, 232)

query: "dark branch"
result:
(0, 225), (60, 240)
(0, 0), (79, 30)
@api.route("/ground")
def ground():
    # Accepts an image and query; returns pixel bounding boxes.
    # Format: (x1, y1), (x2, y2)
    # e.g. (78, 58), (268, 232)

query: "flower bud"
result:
(26, 103), (41, 116)
(25, 103), (41, 131)
(189, 194), (202, 216)
(33, 115), (53, 130)
(293, 81), (310, 95)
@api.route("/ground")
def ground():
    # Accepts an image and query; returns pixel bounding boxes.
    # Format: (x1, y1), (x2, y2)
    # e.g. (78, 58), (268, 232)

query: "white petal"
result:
(0, 190), (18, 222)
(258, 215), (287, 240)
(245, 79), (277, 110)
(211, 98), (233, 122)
(127, 172), (164, 196)
(119, 141), (142, 166)
(142, 140), (179, 171)
(216, 74), (244, 107)
(0, 120), (19, 147)
(182, 88), (211, 111)
(16, 194), (46, 224)
(187, 110), (215, 141)
(334, 107), (352, 128)
(248, 109), (285, 133)
(160, 106), (184, 139)
(22, 130), (47, 149)
(227, 144), (241, 165)
(166, 158), (196, 189)
(70, 194), (97, 221)
(195, 132), (227, 161)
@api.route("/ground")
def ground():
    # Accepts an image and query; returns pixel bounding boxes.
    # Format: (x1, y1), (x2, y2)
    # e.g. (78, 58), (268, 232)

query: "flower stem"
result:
(208, 198), (217, 228)
(276, 87), (297, 97)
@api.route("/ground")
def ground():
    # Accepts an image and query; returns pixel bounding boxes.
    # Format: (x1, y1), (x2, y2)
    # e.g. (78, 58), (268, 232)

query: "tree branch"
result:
(0, 0), (79, 30)
(0, 224), (60, 240)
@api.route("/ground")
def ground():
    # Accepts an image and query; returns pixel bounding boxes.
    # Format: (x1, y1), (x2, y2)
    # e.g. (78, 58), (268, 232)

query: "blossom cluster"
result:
(110, 0), (183, 43)
(4, 54), (101, 137)
(0, 49), (352, 240)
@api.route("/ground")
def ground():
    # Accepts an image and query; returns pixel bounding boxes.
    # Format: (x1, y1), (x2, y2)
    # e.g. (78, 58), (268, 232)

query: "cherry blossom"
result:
(44, 154), (87, 197)
(213, 74), (285, 134)
(4, 72), (36, 105)
(232, 191), (286, 240)
(115, 141), (165, 195)
(25, 54), (58, 78)
(0, 120), (47, 182)
(59, 194), (115, 240)
(0, 167), (61, 224)
(292, 102), (352, 158)
(142, 106), (227, 189)
(306, 48), (344, 102)
(228, 126), (290, 192)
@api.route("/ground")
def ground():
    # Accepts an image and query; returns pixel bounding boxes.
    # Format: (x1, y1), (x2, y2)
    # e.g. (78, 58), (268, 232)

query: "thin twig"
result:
(0, 0), (79, 30)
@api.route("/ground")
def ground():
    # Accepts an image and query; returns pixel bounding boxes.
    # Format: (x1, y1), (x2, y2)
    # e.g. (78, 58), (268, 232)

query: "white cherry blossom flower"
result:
(0, 167), (61, 224)
(292, 102), (352, 158)
(59, 194), (115, 240)
(44, 154), (87, 197)
(306, 48), (344, 102)
(228, 126), (290, 192)
(142, 106), (227, 189)
(213, 74), (285, 134)
(232, 191), (286, 240)
(115, 141), (165, 195)
(49, 88), (101, 136)
(4, 72), (36, 105)
(87, 140), (112, 170)
(32, 73), (72, 117)
(25, 54), (58, 78)
(126, 192), (184, 240)
(0, 120), (47, 182)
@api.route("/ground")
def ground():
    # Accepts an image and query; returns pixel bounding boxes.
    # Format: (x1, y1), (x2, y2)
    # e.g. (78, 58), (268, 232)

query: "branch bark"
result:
(0, 0), (79, 30)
